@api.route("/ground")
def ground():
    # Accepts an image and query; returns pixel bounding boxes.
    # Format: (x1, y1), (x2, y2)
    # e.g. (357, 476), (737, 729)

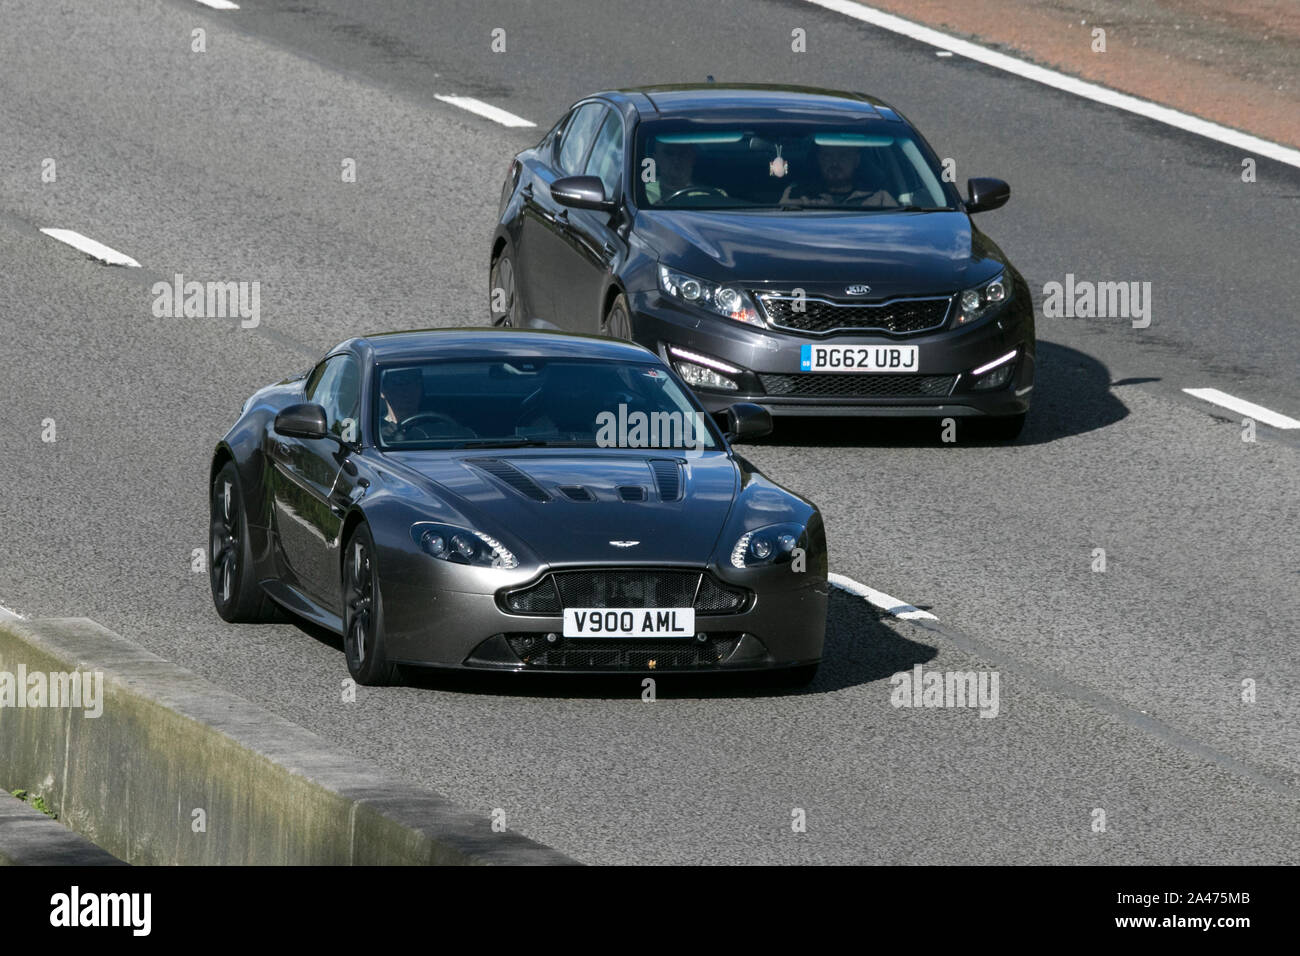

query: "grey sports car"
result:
(209, 329), (828, 685)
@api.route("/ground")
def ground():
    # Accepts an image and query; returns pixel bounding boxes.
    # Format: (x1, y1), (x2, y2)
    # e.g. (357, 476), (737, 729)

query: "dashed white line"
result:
(39, 228), (141, 268)
(193, 0), (240, 10)
(829, 572), (938, 620)
(434, 95), (536, 129)
(1182, 388), (1300, 430)
(802, 0), (1300, 170)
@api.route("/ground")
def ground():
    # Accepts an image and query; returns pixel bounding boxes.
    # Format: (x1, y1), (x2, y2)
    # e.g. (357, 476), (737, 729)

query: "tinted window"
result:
(557, 103), (607, 176)
(583, 111), (624, 197)
(375, 358), (719, 451)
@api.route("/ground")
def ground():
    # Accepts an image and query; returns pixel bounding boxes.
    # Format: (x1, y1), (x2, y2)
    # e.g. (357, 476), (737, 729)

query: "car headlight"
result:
(730, 522), (806, 569)
(410, 522), (518, 570)
(955, 272), (1009, 326)
(659, 264), (764, 327)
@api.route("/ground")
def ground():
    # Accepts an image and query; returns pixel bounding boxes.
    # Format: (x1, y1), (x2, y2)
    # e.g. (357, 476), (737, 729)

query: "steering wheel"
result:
(663, 185), (729, 204)
(395, 411), (472, 439)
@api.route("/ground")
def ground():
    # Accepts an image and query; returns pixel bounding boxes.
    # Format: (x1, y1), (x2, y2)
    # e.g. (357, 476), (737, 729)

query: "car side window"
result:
(312, 355), (362, 442)
(583, 110), (623, 198)
(557, 103), (607, 176)
(304, 360), (329, 398)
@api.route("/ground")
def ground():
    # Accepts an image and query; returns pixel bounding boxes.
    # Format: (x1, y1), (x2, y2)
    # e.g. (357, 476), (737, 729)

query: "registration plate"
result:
(800, 344), (919, 372)
(562, 607), (696, 638)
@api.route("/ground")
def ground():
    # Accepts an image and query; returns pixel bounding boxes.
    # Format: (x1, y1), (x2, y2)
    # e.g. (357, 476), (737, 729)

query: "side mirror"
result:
(274, 402), (329, 440)
(550, 175), (616, 212)
(966, 177), (1010, 214)
(724, 402), (773, 443)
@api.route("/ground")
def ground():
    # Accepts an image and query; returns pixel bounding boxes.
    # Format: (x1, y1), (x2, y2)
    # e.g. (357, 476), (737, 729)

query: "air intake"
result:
(469, 459), (550, 502)
(649, 459), (682, 501)
(558, 485), (594, 501)
(618, 485), (647, 502)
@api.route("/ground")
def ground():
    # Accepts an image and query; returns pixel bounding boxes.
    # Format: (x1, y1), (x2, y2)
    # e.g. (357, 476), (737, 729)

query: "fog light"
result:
(973, 363), (1014, 390)
(675, 360), (738, 391)
(970, 350), (1018, 391)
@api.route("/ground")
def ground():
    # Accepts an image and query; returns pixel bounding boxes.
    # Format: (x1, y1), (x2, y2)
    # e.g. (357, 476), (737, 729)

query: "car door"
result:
(269, 353), (362, 608)
(517, 101), (608, 326)
(559, 107), (628, 334)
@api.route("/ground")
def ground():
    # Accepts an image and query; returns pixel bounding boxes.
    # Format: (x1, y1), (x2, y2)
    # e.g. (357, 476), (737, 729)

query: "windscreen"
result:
(636, 121), (954, 211)
(374, 357), (719, 451)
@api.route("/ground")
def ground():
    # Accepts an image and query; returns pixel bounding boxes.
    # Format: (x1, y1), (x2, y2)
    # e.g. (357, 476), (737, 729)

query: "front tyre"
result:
(489, 251), (521, 327)
(342, 523), (397, 686)
(209, 461), (278, 623)
(602, 293), (632, 339)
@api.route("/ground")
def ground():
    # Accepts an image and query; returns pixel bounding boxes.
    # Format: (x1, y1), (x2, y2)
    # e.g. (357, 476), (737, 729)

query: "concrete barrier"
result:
(0, 618), (576, 865)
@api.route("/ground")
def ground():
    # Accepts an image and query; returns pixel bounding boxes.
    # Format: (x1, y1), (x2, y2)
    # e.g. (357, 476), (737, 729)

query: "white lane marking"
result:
(193, 0), (240, 9)
(434, 95), (536, 128)
(0, 603), (26, 622)
(829, 572), (938, 620)
(1182, 388), (1300, 430)
(803, 0), (1300, 170)
(39, 228), (141, 268)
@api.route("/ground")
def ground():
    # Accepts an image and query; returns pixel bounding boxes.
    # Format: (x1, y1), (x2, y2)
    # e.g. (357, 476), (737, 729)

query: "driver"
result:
(379, 367), (424, 441)
(645, 140), (702, 204)
(779, 144), (896, 207)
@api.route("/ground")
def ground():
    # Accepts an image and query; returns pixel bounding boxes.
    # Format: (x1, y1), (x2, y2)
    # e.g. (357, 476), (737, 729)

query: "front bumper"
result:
(627, 289), (1034, 417)
(379, 564), (828, 673)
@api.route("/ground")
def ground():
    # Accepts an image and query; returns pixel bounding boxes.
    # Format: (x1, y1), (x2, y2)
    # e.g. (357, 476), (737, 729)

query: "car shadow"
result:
(316, 589), (937, 699)
(736, 340), (1131, 447)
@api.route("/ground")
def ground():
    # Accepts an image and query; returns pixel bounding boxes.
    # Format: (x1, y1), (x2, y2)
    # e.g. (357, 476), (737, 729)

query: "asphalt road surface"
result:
(0, 0), (1296, 864)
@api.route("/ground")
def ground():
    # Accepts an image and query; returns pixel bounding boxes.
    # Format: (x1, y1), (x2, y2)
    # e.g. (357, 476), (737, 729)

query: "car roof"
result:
(341, 327), (661, 365)
(598, 83), (903, 123)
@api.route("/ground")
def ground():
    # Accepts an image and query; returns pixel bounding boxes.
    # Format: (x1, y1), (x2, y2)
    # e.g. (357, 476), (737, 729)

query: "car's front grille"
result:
(756, 293), (951, 335)
(760, 373), (957, 398)
(501, 569), (748, 614)
(504, 633), (745, 669)
(556, 569), (700, 608)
